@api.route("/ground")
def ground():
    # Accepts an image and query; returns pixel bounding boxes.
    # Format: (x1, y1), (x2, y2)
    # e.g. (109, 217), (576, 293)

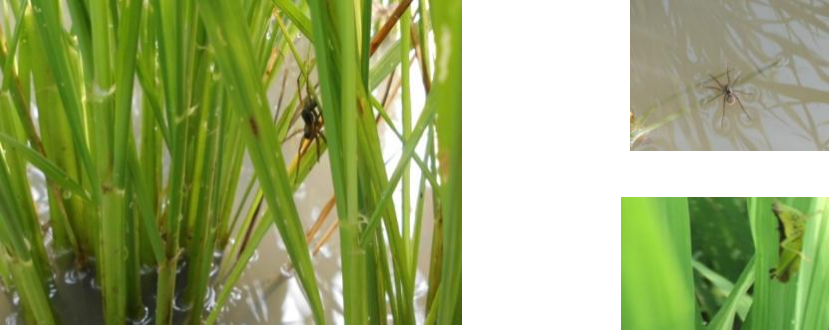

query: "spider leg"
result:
(285, 128), (304, 142)
(727, 66), (732, 85)
(709, 74), (724, 89)
(319, 131), (327, 145)
(296, 74), (305, 105)
(295, 138), (306, 184)
(735, 95), (751, 120)
(315, 136), (321, 163)
(704, 92), (725, 105)
(720, 96), (726, 128)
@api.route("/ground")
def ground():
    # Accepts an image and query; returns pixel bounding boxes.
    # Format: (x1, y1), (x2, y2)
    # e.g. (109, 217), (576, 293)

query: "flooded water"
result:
(631, 0), (829, 150)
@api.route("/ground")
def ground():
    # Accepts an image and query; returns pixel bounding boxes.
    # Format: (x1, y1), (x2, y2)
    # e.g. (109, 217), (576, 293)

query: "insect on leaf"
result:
(770, 201), (814, 283)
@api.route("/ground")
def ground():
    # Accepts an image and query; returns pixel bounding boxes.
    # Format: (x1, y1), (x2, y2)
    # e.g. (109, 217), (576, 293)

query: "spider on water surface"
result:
(705, 66), (753, 128)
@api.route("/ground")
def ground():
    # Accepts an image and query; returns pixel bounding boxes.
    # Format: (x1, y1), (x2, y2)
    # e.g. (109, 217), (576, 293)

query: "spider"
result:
(290, 74), (326, 183)
(706, 66), (752, 127)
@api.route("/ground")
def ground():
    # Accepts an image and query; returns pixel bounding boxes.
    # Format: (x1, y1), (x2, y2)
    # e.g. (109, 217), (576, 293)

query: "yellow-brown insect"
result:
(769, 201), (816, 283)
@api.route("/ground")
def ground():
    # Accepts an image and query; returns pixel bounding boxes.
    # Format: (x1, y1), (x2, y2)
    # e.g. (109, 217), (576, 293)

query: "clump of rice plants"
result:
(0, 0), (460, 324)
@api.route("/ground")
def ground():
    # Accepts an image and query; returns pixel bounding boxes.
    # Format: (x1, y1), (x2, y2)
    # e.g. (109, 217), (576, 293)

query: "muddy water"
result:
(631, 0), (829, 150)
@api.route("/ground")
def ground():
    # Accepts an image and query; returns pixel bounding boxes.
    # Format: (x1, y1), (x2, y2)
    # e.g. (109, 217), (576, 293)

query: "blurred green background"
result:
(622, 197), (829, 330)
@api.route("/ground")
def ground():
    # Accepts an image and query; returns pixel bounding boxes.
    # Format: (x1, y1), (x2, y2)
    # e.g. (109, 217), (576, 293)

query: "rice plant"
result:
(0, 0), (460, 324)
(622, 197), (829, 330)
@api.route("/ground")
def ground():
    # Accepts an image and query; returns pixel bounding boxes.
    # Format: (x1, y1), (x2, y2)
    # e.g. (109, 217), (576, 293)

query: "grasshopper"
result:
(769, 201), (819, 283)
